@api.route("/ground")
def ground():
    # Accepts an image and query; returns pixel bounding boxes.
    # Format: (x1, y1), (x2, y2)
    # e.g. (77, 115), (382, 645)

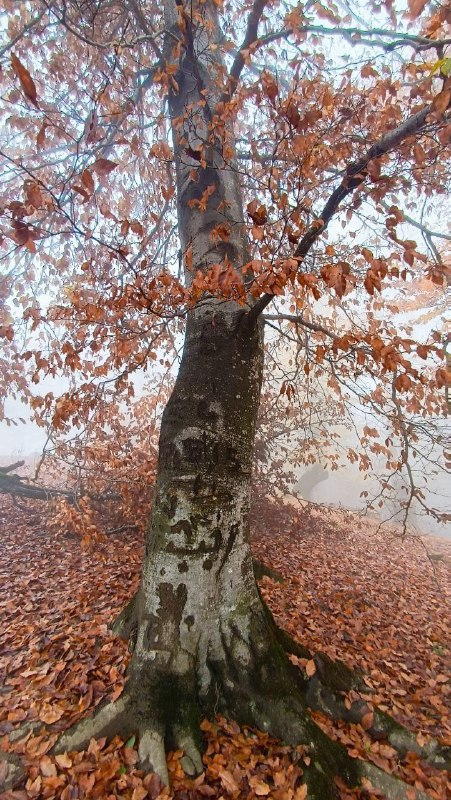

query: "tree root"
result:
(359, 762), (435, 800)
(99, 590), (451, 799)
(305, 675), (451, 771)
(252, 557), (285, 583)
(52, 680), (205, 787)
(110, 590), (139, 644)
(0, 751), (25, 792)
(260, 589), (367, 693)
(255, 595), (451, 774)
(53, 695), (132, 756)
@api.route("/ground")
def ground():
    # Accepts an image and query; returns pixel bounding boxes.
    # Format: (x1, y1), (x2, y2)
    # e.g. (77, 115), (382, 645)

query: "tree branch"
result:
(248, 103), (441, 322)
(126, 0), (164, 61)
(223, 0), (269, 102)
(223, 21), (450, 103)
(263, 314), (336, 339)
(255, 23), (451, 54)
(377, 198), (451, 242)
(0, 460), (25, 474)
(0, 472), (77, 502)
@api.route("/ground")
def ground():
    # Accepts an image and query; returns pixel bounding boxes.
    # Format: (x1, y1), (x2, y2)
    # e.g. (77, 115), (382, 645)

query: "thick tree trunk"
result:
(56, 300), (357, 797)
(51, 4), (449, 798)
(55, 2), (350, 789)
(126, 300), (270, 766)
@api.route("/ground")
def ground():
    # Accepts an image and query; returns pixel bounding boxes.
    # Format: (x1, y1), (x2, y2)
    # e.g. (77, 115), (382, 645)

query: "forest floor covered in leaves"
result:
(0, 495), (450, 800)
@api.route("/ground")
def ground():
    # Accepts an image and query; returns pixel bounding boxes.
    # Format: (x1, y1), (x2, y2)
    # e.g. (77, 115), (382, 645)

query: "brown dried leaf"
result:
(408, 0), (428, 18)
(92, 158), (118, 176)
(218, 767), (240, 793)
(249, 776), (271, 795)
(81, 170), (95, 195)
(132, 786), (148, 800)
(247, 199), (267, 226)
(72, 184), (90, 202)
(430, 85), (451, 116)
(25, 182), (43, 209)
(361, 711), (375, 730)
(39, 755), (57, 777)
(11, 53), (39, 107)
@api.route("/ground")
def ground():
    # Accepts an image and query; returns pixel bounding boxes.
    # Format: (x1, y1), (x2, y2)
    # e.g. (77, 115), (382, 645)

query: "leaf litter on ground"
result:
(0, 494), (449, 799)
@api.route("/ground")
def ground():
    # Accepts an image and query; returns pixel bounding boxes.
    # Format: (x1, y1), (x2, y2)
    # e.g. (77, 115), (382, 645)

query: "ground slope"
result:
(0, 496), (449, 799)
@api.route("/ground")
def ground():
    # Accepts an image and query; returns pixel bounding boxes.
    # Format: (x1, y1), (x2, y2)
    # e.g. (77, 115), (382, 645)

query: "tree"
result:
(0, 0), (449, 797)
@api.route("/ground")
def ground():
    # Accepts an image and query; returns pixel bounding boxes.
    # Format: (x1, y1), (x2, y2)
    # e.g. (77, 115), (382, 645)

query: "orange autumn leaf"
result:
(92, 158), (118, 176)
(11, 53), (39, 107)
(361, 711), (375, 730)
(305, 659), (316, 677)
(408, 0), (428, 18)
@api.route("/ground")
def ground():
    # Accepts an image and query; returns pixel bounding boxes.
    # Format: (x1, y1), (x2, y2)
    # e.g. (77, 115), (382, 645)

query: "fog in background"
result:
(1, 384), (449, 541)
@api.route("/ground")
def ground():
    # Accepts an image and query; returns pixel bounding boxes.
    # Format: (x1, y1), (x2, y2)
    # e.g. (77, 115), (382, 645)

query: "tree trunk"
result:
(56, 298), (358, 796)
(55, 4), (351, 792)
(51, 4), (448, 798)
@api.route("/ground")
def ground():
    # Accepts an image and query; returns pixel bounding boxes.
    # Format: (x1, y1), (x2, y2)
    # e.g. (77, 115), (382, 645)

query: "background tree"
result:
(0, 0), (449, 797)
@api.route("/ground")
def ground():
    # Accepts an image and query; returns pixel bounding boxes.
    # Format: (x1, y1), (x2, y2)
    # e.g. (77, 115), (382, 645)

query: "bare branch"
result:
(256, 23), (451, 55)
(0, 472), (76, 502)
(222, 21), (450, 102)
(263, 313), (337, 339)
(224, 0), (269, 101)
(377, 198), (451, 242)
(0, 460), (25, 474)
(126, 0), (164, 61)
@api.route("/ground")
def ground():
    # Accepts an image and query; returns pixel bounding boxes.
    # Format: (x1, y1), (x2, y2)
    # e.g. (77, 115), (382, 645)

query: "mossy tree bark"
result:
(56, 296), (360, 798)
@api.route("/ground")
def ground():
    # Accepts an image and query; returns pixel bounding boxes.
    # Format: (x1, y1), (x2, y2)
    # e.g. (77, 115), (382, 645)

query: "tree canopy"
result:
(0, 2), (450, 797)
(0, 0), (449, 537)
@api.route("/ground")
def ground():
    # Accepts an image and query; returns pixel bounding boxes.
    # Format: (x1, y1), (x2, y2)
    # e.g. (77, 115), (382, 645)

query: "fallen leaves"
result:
(199, 718), (308, 800)
(253, 498), (451, 799)
(0, 493), (450, 799)
(305, 659), (316, 678)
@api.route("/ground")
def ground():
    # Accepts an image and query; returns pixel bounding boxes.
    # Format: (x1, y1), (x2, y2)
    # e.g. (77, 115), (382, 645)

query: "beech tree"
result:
(0, 0), (450, 797)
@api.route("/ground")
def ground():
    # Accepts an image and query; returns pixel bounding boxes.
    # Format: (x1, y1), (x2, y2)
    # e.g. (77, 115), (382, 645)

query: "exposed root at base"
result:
(53, 695), (132, 758)
(37, 602), (444, 800)
(269, 613), (450, 773)
(50, 690), (439, 800)
(305, 675), (451, 772)
(359, 761), (436, 800)
(51, 690), (204, 788)
(0, 751), (25, 792)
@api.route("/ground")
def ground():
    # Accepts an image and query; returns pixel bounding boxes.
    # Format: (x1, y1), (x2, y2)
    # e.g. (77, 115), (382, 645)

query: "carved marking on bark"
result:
(216, 522), (240, 579)
(184, 615), (195, 631)
(166, 527), (222, 556)
(155, 582), (188, 651)
(170, 518), (194, 544)
(143, 613), (160, 649)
